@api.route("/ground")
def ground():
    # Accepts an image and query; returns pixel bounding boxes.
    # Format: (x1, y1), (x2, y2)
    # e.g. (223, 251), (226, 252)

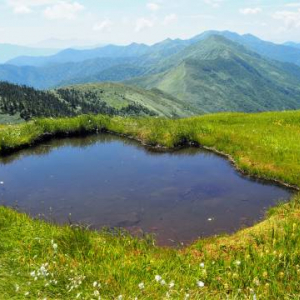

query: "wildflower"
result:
(200, 262), (205, 268)
(169, 281), (175, 288)
(76, 293), (81, 299)
(30, 271), (36, 277)
(94, 290), (100, 297)
(184, 294), (190, 300)
(155, 275), (162, 282)
(234, 260), (241, 266)
(197, 281), (205, 288)
(117, 296), (123, 300)
(24, 292), (29, 296)
(160, 279), (166, 285)
(253, 278), (260, 286)
(138, 282), (144, 290)
(15, 284), (19, 292)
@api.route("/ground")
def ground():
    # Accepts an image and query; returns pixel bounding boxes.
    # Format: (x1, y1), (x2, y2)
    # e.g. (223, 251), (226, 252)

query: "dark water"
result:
(0, 134), (292, 245)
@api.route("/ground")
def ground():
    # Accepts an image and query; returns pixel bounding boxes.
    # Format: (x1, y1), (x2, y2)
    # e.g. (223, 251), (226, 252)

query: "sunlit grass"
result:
(0, 111), (300, 299)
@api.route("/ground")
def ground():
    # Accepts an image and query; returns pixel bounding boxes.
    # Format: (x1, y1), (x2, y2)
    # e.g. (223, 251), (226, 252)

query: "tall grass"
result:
(0, 111), (300, 299)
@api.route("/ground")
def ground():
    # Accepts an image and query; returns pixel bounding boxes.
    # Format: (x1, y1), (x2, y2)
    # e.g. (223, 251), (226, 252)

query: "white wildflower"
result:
(200, 262), (205, 268)
(160, 279), (166, 285)
(30, 271), (36, 277)
(94, 290), (100, 297)
(138, 282), (145, 289)
(117, 296), (123, 300)
(169, 281), (175, 288)
(184, 294), (190, 299)
(197, 281), (205, 288)
(234, 260), (241, 266)
(93, 281), (98, 288)
(155, 275), (162, 282)
(15, 284), (19, 292)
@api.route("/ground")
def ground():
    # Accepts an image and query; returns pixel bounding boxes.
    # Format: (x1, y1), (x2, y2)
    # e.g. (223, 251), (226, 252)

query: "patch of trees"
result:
(0, 82), (157, 121)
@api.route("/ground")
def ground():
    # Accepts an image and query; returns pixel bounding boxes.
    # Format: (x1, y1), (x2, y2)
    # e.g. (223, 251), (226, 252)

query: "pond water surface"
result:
(0, 134), (292, 245)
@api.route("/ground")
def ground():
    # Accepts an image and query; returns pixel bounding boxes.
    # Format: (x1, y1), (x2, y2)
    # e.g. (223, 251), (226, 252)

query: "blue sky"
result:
(0, 0), (300, 47)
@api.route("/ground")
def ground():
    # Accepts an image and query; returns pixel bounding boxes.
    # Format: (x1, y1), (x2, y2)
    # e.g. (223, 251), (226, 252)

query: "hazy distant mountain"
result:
(284, 42), (300, 50)
(31, 38), (105, 49)
(0, 44), (58, 64)
(0, 57), (142, 89)
(7, 43), (150, 67)
(7, 31), (300, 68)
(127, 35), (300, 113)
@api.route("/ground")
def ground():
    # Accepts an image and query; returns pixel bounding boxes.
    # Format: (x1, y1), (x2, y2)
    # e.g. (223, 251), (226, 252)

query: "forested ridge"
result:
(0, 81), (157, 121)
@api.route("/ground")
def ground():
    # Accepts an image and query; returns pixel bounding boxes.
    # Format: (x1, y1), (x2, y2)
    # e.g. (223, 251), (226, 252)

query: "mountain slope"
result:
(127, 35), (300, 113)
(0, 81), (194, 123)
(190, 31), (300, 66)
(56, 83), (197, 117)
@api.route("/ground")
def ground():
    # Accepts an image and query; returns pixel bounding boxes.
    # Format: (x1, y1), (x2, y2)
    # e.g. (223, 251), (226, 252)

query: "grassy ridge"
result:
(1, 111), (300, 299)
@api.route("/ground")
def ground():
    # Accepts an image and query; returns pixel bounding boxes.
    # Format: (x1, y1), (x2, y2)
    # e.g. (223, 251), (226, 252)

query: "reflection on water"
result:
(0, 134), (293, 245)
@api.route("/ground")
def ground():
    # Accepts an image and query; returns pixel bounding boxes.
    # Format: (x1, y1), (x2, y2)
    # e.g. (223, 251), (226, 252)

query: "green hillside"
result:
(59, 82), (198, 117)
(0, 111), (300, 299)
(0, 81), (194, 123)
(128, 36), (300, 113)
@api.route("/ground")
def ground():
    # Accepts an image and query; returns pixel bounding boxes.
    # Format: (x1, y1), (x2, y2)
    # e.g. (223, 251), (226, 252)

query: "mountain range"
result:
(1, 30), (300, 119)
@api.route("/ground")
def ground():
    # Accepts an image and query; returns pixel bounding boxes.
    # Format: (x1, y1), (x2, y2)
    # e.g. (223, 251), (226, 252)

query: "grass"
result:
(0, 111), (300, 299)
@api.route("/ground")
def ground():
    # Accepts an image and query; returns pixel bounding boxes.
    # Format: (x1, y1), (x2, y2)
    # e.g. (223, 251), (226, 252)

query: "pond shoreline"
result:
(1, 125), (299, 194)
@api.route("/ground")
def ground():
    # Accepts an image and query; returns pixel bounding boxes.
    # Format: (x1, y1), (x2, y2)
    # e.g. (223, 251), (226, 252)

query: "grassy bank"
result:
(1, 111), (300, 299)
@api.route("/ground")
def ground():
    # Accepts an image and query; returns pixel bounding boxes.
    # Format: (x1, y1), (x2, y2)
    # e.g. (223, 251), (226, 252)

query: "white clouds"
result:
(163, 14), (178, 25)
(93, 19), (113, 32)
(239, 7), (262, 15)
(7, 0), (84, 20)
(203, 0), (223, 8)
(147, 2), (160, 12)
(285, 3), (300, 8)
(7, 0), (59, 14)
(43, 2), (84, 20)
(135, 18), (154, 32)
(273, 8), (300, 29)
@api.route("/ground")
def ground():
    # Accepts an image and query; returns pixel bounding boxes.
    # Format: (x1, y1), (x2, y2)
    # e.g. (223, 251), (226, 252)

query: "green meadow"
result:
(0, 111), (300, 299)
